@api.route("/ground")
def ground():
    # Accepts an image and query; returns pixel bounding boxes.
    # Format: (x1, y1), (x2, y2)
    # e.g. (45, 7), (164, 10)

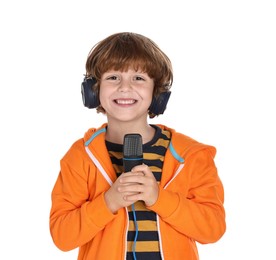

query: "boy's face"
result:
(99, 69), (154, 123)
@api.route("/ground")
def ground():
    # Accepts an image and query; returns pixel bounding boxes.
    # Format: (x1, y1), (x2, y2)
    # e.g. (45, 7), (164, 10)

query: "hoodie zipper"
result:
(157, 163), (185, 260)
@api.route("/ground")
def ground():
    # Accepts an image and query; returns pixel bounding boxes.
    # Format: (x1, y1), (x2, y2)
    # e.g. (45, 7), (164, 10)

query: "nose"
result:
(118, 78), (132, 92)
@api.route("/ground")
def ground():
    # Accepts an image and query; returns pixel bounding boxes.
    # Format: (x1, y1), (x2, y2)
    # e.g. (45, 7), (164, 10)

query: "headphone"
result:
(81, 77), (171, 116)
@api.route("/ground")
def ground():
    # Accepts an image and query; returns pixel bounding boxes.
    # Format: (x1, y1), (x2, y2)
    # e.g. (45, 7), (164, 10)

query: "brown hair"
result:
(85, 32), (173, 117)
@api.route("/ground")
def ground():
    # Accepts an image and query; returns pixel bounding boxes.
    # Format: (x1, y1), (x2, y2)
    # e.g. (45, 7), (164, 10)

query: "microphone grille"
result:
(123, 134), (143, 157)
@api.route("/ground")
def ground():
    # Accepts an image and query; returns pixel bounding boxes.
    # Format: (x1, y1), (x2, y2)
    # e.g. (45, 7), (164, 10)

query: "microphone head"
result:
(123, 134), (143, 172)
(123, 134), (143, 158)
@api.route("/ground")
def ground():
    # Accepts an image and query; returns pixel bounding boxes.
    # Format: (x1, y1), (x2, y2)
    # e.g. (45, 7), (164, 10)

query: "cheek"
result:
(144, 88), (154, 103)
(99, 87), (108, 103)
(98, 89), (108, 109)
(99, 89), (103, 103)
(98, 87), (116, 110)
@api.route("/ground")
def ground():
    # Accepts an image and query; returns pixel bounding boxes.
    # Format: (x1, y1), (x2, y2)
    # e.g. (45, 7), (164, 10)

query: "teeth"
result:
(116, 99), (135, 104)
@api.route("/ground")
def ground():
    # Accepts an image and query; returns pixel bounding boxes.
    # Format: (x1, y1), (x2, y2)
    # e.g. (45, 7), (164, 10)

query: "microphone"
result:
(123, 134), (143, 172)
(123, 134), (143, 258)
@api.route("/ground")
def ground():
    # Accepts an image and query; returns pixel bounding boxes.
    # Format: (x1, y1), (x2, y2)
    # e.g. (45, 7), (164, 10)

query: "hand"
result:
(118, 164), (159, 207)
(104, 172), (141, 213)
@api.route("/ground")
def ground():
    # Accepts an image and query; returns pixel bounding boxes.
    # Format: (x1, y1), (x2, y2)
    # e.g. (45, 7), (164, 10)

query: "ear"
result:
(148, 91), (171, 116)
(81, 77), (100, 108)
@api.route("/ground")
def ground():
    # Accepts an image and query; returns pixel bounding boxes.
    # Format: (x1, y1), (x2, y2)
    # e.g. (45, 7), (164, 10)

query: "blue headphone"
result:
(81, 77), (171, 116)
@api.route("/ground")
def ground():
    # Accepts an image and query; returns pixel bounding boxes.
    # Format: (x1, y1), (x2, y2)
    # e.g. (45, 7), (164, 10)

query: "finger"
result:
(124, 193), (142, 202)
(120, 174), (145, 184)
(132, 164), (154, 178)
(131, 164), (148, 172)
(118, 183), (143, 193)
(121, 171), (145, 177)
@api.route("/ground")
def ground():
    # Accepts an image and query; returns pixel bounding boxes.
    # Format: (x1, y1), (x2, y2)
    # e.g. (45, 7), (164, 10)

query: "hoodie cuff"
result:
(86, 192), (116, 228)
(147, 188), (180, 218)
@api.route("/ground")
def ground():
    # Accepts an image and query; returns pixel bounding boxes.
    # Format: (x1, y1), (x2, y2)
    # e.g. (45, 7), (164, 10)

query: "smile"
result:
(114, 99), (137, 105)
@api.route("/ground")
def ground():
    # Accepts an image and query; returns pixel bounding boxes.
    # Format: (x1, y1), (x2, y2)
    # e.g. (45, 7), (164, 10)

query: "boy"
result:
(50, 32), (226, 260)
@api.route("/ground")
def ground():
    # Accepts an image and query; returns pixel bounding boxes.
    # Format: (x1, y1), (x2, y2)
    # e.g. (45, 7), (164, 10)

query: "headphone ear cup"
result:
(81, 77), (100, 108)
(149, 91), (171, 116)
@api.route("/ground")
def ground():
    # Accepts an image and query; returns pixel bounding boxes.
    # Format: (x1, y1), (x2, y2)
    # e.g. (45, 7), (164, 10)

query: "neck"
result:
(105, 121), (155, 144)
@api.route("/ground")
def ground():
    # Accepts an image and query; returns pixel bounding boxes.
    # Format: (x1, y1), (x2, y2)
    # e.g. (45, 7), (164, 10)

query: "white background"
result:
(0, 0), (275, 259)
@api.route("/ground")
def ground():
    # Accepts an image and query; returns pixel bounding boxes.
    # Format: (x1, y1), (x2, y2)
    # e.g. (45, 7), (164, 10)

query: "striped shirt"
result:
(105, 125), (171, 260)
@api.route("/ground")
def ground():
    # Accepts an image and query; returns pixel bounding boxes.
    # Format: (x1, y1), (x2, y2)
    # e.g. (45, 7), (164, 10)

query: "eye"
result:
(107, 75), (118, 80)
(134, 76), (145, 81)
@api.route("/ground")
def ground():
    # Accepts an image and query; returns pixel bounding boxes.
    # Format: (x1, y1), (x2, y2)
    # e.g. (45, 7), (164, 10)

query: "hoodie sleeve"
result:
(49, 139), (116, 251)
(147, 146), (226, 244)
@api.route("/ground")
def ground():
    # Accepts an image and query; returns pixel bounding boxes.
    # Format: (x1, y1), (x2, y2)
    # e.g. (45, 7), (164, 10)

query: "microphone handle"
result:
(123, 157), (143, 172)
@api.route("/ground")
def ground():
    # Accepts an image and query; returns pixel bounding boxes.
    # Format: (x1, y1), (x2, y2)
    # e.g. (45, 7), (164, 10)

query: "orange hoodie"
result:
(50, 124), (226, 259)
